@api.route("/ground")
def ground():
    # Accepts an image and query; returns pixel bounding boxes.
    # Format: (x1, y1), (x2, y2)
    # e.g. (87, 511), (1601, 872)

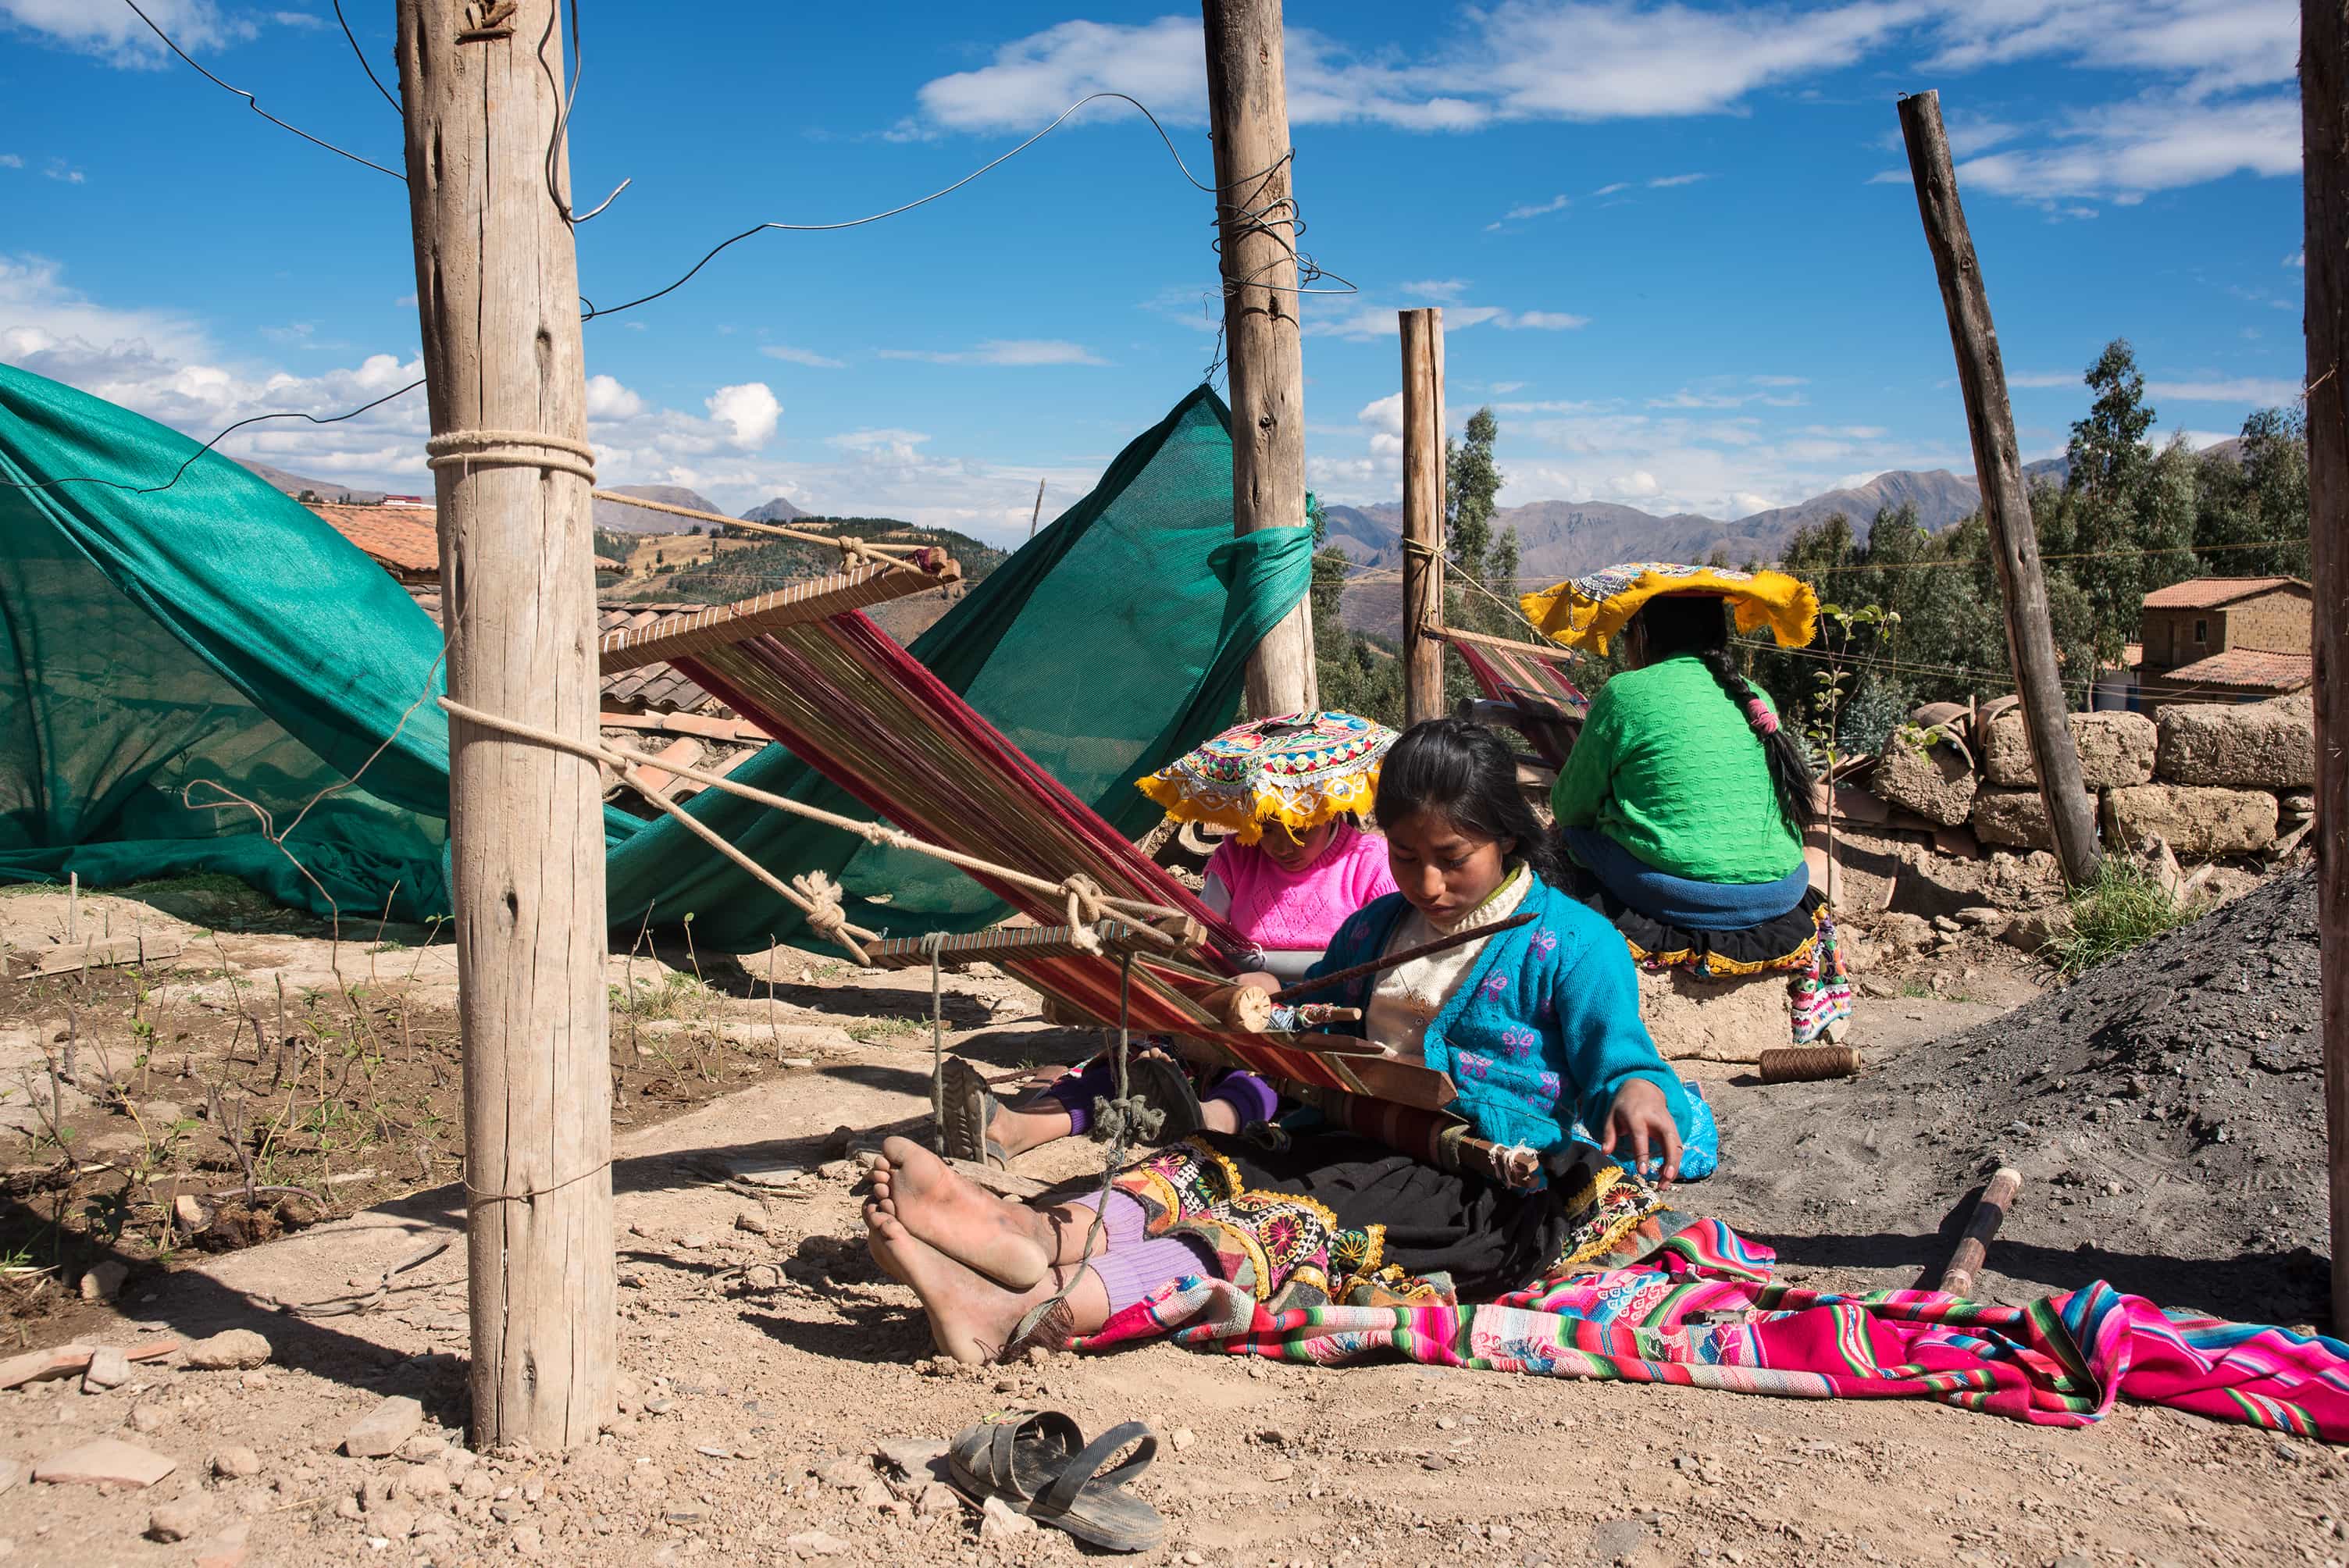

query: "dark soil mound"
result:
(1708, 867), (2331, 1327)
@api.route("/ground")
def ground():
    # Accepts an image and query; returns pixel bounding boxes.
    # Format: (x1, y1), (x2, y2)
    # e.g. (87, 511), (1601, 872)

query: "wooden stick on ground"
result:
(1938, 1165), (2023, 1298)
(1272, 912), (1537, 1002)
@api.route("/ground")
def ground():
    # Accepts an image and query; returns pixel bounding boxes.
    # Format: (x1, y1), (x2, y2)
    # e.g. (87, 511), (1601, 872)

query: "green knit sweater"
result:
(1552, 655), (1805, 885)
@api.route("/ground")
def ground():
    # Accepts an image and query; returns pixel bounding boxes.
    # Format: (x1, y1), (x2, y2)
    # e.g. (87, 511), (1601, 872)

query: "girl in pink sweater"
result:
(954, 811), (1396, 1164)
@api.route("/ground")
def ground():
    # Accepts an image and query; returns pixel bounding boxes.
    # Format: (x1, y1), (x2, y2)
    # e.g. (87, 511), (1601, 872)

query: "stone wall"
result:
(1865, 691), (2314, 861)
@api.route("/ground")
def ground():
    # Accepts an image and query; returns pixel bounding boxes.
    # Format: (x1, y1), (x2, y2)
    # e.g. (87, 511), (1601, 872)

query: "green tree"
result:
(2195, 407), (2312, 578)
(2067, 338), (2155, 515)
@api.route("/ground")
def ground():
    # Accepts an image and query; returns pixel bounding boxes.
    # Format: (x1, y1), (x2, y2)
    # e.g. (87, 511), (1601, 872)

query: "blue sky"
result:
(0, 1), (2309, 541)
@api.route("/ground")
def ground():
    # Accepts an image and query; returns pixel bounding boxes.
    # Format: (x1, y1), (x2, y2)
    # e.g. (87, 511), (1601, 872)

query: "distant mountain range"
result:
(1326, 458), (2076, 635)
(740, 495), (810, 524)
(236, 460), (387, 505)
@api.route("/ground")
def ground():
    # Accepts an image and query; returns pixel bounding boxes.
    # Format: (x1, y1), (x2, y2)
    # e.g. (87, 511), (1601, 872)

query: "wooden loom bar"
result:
(1428, 623), (1577, 662)
(597, 558), (961, 675)
(587, 488), (925, 555)
(862, 921), (1171, 971)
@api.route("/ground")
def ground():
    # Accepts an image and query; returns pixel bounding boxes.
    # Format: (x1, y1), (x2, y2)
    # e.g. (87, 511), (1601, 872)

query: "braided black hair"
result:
(1631, 593), (1820, 830)
(1375, 718), (1567, 883)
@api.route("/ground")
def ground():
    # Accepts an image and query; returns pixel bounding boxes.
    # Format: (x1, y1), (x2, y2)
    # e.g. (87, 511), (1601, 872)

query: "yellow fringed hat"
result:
(1520, 561), (1819, 655)
(1135, 711), (1395, 844)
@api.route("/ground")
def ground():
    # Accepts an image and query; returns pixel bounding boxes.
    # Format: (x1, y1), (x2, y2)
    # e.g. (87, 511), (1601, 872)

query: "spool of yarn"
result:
(1197, 984), (1274, 1034)
(1758, 1043), (1862, 1083)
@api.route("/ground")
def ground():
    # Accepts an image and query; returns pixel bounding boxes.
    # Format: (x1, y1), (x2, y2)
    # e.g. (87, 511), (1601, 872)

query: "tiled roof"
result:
(308, 504), (440, 579)
(2153, 647), (2315, 691)
(596, 604), (718, 713)
(405, 592), (724, 715)
(2140, 576), (2308, 610)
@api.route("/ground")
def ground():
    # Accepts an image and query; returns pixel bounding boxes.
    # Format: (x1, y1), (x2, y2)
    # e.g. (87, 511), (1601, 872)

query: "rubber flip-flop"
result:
(946, 1409), (1081, 1509)
(936, 1057), (1007, 1168)
(1128, 1055), (1205, 1142)
(1026, 1420), (1165, 1553)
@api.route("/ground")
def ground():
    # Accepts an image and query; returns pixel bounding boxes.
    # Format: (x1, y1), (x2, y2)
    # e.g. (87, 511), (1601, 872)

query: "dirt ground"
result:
(0, 864), (2341, 1568)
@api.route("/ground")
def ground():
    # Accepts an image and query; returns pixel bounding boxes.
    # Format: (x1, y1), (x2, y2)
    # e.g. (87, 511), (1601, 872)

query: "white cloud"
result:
(1955, 92), (2299, 202)
(907, 4), (1913, 137)
(1399, 278), (1471, 300)
(0, 0), (253, 66)
(2005, 370), (2082, 389)
(1488, 381), (1527, 395)
(1592, 181), (1631, 197)
(1358, 393), (1405, 438)
(760, 344), (847, 369)
(2145, 376), (2303, 404)
(1647, 173), (1708, 187)
(1506, 310), (1588, 330)
(584, 374), (645, 421)
(826, 427), (932, 463)
(1749, 375), (1809, 387)
(1310, 300), (1585, 340)
(0, 154), (21, 169)
(1922, 1), (2296, 99)
(878, 339), (1108, 366)
(704, 382), (781, 449)
(44, 161), (84, 184)
(1501, 194), (1570, 220)
(2287, 249), (2305, 269)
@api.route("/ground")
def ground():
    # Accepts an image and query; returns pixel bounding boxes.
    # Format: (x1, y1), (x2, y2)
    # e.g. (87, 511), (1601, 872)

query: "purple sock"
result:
(1203, 1069), (1278, 1127)
(1067, 1192), (1219, 1313)
(1034, 1060), (1119, 1136)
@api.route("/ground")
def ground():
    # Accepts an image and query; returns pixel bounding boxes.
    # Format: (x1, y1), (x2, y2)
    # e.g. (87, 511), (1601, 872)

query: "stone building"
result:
(2133, 576), (2312, 710)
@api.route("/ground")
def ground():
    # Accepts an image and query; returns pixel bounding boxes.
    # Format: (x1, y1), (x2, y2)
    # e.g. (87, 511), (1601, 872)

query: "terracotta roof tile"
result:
(2140, 576), (2308, 610)
(2154, 647), (2314, 691)
(404, 592), (725, 715)
(308, 504), (440, 579)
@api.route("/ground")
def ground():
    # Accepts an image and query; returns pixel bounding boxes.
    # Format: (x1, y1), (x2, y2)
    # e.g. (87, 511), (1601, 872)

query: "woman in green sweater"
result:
(1549, 588), (1825, 976)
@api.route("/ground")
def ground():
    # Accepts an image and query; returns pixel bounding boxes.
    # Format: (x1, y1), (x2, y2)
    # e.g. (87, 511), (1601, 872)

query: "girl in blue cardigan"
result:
(864, 721), (1708, 1363)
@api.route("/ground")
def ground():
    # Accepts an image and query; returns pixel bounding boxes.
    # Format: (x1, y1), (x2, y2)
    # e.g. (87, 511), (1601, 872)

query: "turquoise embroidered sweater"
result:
(1299, 875), (1690, 1153)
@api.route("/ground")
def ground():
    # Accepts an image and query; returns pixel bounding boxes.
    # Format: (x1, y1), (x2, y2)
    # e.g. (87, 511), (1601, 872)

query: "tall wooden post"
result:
(2301, 0), (2349, 1330)
(1898, 90), (2101, 887)
(396, 0), (613, 1449)
(1203, 0), (1317, 716)
(1399, 308), (1447, 726)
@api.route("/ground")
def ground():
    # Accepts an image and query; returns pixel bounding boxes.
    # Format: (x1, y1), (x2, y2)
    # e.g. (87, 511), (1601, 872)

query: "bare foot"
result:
(878, 1135), (1053, 1289)
(865, 1206), (1061, 1365)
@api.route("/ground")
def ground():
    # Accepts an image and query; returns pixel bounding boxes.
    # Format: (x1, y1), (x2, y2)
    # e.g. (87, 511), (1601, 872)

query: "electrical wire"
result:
(582, 91), (1356, 322)
(0, 379), (426, 496)
(331, 0), (400, 114)
(125, 0), (405, 180)
(536, 0), (628, 225)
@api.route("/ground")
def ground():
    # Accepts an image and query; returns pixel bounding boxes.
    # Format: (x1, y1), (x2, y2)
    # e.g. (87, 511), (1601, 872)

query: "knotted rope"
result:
(1007, 950), (1158, 1356)
(426, 429), (599, 483)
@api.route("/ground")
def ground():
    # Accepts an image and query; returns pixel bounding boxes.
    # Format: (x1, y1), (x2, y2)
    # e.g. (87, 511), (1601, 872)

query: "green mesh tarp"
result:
(604, 384), (1315, 951)
(0, 367), (1311, 948)
(0, 363), (470, 919)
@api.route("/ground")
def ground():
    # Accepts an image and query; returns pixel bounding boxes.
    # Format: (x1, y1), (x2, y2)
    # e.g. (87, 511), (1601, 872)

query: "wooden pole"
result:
(1028, 477), (1046, 540)
(1898, 91), (2101, 887)
(396, 0), (613, 1449)
(1399, 308), (1447, 726)
(2301, 0), (2349, 1331)
(1202, 0), (1317, 717)
(1937, 1166), (2022, 1298)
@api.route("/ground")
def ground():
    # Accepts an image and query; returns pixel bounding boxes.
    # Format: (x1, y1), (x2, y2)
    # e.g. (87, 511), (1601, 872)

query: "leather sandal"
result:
(936, 1057), (1007, 1168)
(1128, 1055), (1206, 1142)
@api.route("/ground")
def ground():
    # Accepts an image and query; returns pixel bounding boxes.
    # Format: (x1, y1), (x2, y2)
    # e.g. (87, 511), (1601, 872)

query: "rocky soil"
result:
(0, 866), (2339, 1567)
(1709, 866), (2331, 1326)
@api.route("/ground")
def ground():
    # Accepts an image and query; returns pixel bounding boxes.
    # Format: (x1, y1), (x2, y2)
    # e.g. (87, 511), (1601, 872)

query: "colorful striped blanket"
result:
(1083, 1219), (2349, 1441)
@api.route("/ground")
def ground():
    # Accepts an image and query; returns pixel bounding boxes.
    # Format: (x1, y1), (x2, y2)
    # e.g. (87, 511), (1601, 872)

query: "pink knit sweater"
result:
(1205, 821), (1398, 952)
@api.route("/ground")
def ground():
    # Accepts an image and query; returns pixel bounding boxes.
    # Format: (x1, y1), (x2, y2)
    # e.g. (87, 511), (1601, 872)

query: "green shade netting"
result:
(606, 384), (1315, 952)
(0, 367), (1311, 950)
(0, 362), (471, 920)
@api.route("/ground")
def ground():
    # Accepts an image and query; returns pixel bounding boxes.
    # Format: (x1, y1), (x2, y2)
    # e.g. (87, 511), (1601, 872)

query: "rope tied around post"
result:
(426, 429), (599, 484)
